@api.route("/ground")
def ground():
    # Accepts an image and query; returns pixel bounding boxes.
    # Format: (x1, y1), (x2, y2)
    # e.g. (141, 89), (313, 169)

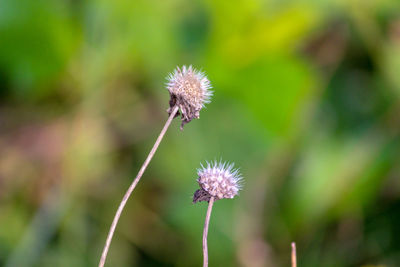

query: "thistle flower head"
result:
(166, 65), (212, 129)
(193, 161), (242, 203)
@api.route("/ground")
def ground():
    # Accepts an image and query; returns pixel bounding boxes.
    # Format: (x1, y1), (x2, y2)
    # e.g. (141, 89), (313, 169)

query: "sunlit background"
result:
(1, 0), (400, 266)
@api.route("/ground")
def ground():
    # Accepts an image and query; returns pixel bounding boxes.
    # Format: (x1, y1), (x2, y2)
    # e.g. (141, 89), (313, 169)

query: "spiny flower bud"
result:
(166, 65), (212, 129)
(193, 161), (242, 203)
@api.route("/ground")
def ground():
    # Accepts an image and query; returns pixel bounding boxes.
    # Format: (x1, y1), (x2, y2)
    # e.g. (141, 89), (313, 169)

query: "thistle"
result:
(166, 65), (212, 129)
(99, 66), (212, 267)
(193, 161), (243, 267)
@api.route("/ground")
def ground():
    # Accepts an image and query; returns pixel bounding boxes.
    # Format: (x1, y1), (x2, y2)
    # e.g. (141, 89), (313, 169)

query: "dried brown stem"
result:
(202, 196), (215, 267)
(99, 105), (179, 267)
(291, 242), (297, 267)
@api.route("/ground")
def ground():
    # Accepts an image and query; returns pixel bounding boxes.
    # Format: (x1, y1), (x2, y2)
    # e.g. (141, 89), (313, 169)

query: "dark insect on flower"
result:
(193, 188), (212, 203)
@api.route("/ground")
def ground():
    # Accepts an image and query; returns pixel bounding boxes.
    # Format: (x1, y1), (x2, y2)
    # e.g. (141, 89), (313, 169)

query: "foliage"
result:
(1, 0), (400, 266)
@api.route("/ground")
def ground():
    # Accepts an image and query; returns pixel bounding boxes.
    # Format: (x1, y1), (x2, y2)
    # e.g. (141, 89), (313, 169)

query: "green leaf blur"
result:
(1, 0), (400, 266)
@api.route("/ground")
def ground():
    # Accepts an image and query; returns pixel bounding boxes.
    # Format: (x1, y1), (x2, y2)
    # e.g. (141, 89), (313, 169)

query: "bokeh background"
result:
(1, 0), (400, 266)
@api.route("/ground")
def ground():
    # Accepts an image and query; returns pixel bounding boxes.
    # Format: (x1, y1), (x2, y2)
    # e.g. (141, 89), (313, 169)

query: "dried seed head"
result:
(166, 65), (212, 129)
(193, 161), (242, 203)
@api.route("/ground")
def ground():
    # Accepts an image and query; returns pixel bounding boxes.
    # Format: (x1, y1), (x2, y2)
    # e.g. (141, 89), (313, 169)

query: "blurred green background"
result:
(1, 0), (400, 266)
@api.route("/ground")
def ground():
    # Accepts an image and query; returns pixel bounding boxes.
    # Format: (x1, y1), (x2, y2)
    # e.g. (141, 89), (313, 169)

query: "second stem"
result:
(203, 196), (215, 267)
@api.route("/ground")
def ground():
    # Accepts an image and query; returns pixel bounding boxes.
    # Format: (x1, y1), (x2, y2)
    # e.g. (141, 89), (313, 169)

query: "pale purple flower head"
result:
(193, 161), (243, 203)
(166, 65), (212, 129)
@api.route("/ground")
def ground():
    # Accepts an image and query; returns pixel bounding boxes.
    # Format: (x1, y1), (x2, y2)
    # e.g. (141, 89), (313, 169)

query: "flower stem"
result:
(99, 105), (179, 267)
(291, 242), (297, 267)
(203, 196), (215, 267)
